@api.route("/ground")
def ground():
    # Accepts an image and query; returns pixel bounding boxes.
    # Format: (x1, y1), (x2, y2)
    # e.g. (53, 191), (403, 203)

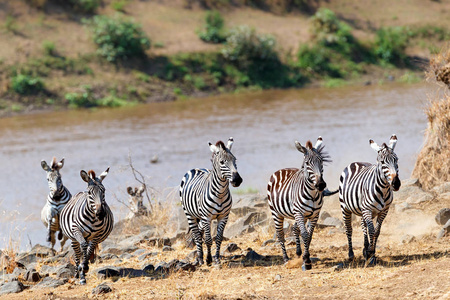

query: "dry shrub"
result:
(412, 44), (450, 190)
(1, 237), (20, 274)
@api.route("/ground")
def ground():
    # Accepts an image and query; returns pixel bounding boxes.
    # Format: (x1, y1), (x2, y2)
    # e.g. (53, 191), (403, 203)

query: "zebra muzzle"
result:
(315, 179), (326, 192)
(230, 173), (243, 187)
(392, 176), (401, 191)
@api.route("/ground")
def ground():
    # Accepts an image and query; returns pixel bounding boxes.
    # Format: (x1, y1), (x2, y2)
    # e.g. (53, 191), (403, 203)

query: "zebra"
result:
(60, 167), (113, 285)
(180, 137), (243, 266)
(339, 134), (401, 265)
(40, 157), (71, 252)
(126, 185), (148, 219)
(267, 137), (337, 270)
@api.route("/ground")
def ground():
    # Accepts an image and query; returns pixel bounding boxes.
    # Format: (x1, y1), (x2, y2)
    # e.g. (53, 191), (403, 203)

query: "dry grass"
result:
(412, 45), (450, 190)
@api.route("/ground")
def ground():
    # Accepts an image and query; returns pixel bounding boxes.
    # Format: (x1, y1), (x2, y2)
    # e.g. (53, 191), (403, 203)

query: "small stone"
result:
(227, 261), (244, 268)
(162, 246), (174, 252)
(0, 280), (25, 295)
(322, 217), (344, 228)
(223, 243), (240, 254)
(333, 263), (344, 272)
(92, 283), (112, 295)
(273, 274), (281, 282)
(435, 208), (450, 226)
(436, 219), (450, 241)
(262, 239), (276, 247)
(56, 264), (76, 280)
(319, 211), (331, 221)
(33, 277), (67, 289)
(24, 269), (41, 282)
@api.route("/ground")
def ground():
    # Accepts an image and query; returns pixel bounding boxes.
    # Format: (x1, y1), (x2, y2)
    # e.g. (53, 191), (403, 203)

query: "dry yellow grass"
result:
(412, 45), (450, 190)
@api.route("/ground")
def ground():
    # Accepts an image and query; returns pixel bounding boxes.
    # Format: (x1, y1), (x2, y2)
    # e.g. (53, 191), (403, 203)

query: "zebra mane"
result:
(51, 157), (58, 170)
(88, 170), (96, 179)
(315, 144), (332, 164)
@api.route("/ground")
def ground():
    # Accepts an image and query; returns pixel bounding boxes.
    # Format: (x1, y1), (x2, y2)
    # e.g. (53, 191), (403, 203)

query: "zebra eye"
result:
(220, 160), (225, 164)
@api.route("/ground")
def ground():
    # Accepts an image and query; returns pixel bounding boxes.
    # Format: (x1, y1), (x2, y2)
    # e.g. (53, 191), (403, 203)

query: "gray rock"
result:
(119, 253), (132, 260)
(24, 269), (41, 282)
(92, 283), (112, 295)
(16, 253), (38, 266)
(435, 208), (450, 226)
(185, 250), (197, 261)
(132, 249), (147, 257)
(162, 246), (174, 252)
(147, 237), (171, 248)
(101, 245), (138, 256)
(142, 264), (155, 273)
(245, 249), (264, 261)
(224, 212), (268, 238)
(401, 234), (416, 244)
(319, 211), (331, 221)
(11, 267), (25, 278)
(322, 217), (344, 228)
(100, 253), (119, 260)
(401, 178), (420, 187)
(138, 252), (159, 261)
(33, 277), (67, 289)
(56, 264), (76, 280)
(406, 191), (434, 204)
(222, 243), (240, 254)
(436, 219), (450, 241)
(169, 206), (189, 232)
(395, 185), (423, 202)
(333, 262), (345, 272)
(39, 264), (59, 276)
(29, 244), (55, 257)
(0, 280), (25, 295)
(431, 182), (450, 194)
(227, 261), (244, 268)
(262, 239), (276, 247)
(395, 202), (412, 213)
(95, 267), (121, 280)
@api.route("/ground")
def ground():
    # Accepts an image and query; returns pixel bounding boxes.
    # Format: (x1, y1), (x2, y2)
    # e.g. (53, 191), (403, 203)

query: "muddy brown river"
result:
(0, 83), (430, 249)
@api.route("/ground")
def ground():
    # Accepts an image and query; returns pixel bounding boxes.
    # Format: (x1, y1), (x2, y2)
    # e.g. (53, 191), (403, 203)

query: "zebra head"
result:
(295, 137), (330, 192)
(127, 185), (146, 214)
(41, 157), (65, 197)
(80, 167), (110, 220)
(370, 134), (401, 191)
(209, 137), (243, 187)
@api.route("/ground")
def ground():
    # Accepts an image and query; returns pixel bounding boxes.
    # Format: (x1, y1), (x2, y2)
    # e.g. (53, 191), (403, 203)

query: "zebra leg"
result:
(201, 219), (213, 266)
(362, 211), (376, 265)
(304, 215), (319, 271)
(342, 209), (354, 261)
(372, 209), (389, 265)
(294, 213), (312, 270)
(214, 215), (229, 265)
(72, 228), (89, 284)
(292, 222), (302, 257)
(188, 217), (204, 265)
(60, 234), (67, 253)
(71, 240), (82, 279)
(272, 213), (288, 262)
(361, 218), (370, 260)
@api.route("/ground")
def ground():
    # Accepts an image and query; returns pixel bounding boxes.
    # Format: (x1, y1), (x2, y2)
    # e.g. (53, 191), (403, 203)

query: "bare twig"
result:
(128, 151), (155, 212)
(112, 191), (133, 212)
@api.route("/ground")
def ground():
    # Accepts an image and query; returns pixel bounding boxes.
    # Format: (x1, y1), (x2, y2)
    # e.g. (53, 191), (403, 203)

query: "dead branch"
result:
(128, 151), (155, 212)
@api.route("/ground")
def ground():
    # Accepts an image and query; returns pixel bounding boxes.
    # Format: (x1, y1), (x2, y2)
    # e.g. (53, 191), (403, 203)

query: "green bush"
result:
(222, 25), (278, 67)
(65, 86), (96, 108)
(70, 0), (101, 13)
(86, 15), (151, 62)
(11, 74), (45, 95)
(42, 41), (56, 56)
(198, 11), (227, 44)
(374, 27), (409, 65)
(296, 44), (341, 77)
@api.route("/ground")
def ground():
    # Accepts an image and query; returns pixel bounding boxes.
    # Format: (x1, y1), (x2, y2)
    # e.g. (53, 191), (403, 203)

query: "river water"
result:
(0, 82), (430, 250)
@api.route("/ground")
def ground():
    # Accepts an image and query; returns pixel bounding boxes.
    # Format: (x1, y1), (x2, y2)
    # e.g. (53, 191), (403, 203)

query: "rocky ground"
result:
(1, 179), (449, 299)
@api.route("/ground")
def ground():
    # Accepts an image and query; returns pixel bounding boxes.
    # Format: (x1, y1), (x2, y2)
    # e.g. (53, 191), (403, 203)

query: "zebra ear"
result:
(41, 160), (51, 172)
(227, 137), (234, 150)
(99, 167), (110, 182)
(295, 141), (307, 154)
(389, 134), (397, 150)
(314, 136), (323, 149)
(138, 185), (145, 195)
(209, 142), (219, 153)
(56, 158), (65, 170)
(369, 139), (381, 152)
(80, 170), (90, 183)
(127, 187), (134, 195)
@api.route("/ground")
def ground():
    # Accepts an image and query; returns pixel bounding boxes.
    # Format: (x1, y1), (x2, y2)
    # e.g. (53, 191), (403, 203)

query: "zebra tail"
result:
(323, 188), (338, 197)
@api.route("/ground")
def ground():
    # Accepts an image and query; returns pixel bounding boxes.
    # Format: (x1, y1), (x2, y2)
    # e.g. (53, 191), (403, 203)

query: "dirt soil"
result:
(5, 193), (450, 300)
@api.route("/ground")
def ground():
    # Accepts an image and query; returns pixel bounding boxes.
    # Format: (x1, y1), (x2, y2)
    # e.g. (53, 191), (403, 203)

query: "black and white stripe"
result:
(180, 137), (243, 266)
(339, 134), (401, 264)
(267, 137), (336, 270)
(40, 157), (72, 252)
(60, 168), (113, 285)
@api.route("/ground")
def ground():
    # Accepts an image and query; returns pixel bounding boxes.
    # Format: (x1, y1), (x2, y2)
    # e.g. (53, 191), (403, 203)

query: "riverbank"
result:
(0, 0), (447, 118)
(1, 179), (449, 299)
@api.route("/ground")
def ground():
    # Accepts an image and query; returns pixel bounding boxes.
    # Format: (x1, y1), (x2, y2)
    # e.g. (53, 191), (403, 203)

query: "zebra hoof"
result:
(80, 279), (86, 285)
(302, 263), (312, 271)
(57, 231), (63, 240)
(366, 256), (377, 266)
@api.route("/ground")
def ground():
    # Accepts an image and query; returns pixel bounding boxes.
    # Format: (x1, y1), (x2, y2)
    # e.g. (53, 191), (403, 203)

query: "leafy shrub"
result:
(65, 86), (96, 108)
(111, 0), (128, 12)
(86, 15), (151, 62)
(296, 44), (341, 77)
(222, 25), (278, 67)
(374, 27), (409, 65)
(310, 8), (356, 56)
(98, 95), (128, 107)
(11, 74), (45, 95)
(42, 41), (56, 56)
(70, 0), (101, 13)
(198, 11), (227, 44)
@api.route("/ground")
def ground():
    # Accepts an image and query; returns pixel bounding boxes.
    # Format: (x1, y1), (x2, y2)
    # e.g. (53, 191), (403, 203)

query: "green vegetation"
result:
(65, 86), (130, 108)
(111, 0), (129, 12)
(374, 27), (409, 65)
(198, 11), (227, 44)
(10, 74), (45, 95)
(85, 15), (151, 62)
(42, 41), (56, 56)
(70, 0), (101, 13)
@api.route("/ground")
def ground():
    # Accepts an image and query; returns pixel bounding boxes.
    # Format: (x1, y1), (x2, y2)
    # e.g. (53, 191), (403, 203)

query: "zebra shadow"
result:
(320, 250), (449, 269)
